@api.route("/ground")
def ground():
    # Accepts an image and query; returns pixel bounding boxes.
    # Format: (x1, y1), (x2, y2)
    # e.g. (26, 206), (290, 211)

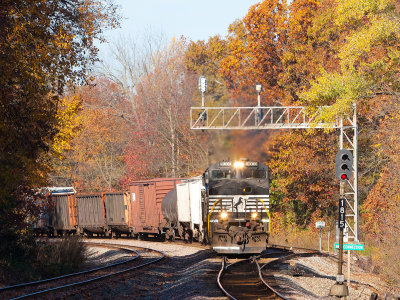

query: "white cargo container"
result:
(161, 176), (204, 241)
(188, 177), (203, 231)
(176, 182), (191, 223)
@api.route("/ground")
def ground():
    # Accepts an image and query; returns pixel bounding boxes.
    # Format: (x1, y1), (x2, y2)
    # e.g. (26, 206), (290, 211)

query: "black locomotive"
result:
(203, 159), (270, 254)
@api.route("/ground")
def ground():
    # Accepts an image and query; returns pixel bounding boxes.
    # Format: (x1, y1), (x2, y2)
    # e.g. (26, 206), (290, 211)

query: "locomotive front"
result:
(203, 159), (270, 254)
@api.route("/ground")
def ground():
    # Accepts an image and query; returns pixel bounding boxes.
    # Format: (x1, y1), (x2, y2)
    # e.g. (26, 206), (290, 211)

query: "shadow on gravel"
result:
(265, 273), (325, 300)
(85, 249), (132, 267)
(85, 249), (225, 299)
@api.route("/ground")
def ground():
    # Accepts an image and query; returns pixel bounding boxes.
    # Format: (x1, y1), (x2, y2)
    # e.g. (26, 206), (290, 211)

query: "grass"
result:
(0, 236), (88, 285)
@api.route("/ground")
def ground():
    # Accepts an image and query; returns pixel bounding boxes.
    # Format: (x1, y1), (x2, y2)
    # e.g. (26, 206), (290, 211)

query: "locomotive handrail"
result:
(207, 198), (223, 236)
(257, 198), (271, 232)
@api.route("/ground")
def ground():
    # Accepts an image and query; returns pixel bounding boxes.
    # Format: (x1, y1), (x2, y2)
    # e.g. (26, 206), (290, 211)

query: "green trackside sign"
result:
(334, 243), (364, 251)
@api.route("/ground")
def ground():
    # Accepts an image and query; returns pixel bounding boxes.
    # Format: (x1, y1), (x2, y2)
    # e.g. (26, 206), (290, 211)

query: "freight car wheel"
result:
(184, 231), (192, 243)
(165, 229), (175, 241)
(158, 234), (166, 242)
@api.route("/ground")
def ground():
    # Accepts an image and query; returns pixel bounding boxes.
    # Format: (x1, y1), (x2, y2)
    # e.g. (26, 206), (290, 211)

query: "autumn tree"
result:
(185, 36), (228, 102)
(0, 0), (119, 274)
(220, 0), (287, 103)
(123, 38), (209, 181)
(289, 0), (400, 281)
(50, 78), (130, 192)
(98, 31), (167, 128)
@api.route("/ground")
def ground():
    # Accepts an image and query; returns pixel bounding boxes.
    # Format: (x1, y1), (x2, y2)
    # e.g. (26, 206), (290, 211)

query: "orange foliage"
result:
(220, 0), (287, 102)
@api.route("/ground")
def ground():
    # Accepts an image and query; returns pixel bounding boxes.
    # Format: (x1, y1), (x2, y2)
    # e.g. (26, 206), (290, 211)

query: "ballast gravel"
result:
(84, 246), (133, 270)
(78, 240), (397, 299)
(83, 238), (205, 257)
(268, 253), (398, 300)
(79, 238), (226, 299)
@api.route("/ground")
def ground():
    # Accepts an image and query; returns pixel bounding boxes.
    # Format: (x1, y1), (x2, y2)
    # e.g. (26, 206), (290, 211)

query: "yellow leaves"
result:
(339, 16), (400, 71)
(300, 0), (399, 124)
(336, 0), (393, 26)
(51, 96), (82, 159)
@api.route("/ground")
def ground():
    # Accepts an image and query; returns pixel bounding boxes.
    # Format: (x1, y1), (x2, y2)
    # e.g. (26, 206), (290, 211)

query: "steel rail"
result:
(217, 256), (238, 300)
(217, 250), (288, 300)
(0, 243), (139, 293)
(217, 248), (315, 300)
(3, 243), (165, 300)
(255, 259), (290, 300)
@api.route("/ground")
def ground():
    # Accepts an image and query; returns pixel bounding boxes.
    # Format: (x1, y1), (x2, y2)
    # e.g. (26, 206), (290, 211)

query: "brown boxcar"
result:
(104, 192), (133, 238)
(50, 193), (78, 236)
(129, 178), (181, 239)
(76, 193), (107, 236)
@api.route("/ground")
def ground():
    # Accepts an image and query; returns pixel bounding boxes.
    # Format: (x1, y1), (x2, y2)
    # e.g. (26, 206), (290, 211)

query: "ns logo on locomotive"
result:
(203, 159), (270, 254)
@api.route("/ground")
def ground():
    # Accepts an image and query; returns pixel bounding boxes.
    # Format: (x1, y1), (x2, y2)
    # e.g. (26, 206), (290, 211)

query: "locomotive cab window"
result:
(211, 170), (235, 179)
(242, 169), (266, 179)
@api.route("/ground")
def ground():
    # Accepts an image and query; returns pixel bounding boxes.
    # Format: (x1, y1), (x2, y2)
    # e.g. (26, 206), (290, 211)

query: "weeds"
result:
(0, 236), (88, 284)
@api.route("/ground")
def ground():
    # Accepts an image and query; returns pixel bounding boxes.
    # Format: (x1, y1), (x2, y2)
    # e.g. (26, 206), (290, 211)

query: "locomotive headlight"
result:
(233, 161), (244, 168)
(251, 212), (258, 219)
(220, 211), (228, 220)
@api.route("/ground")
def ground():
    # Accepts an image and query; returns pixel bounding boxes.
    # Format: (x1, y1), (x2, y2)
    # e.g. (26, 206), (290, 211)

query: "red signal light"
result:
(341, 174), (347, 180)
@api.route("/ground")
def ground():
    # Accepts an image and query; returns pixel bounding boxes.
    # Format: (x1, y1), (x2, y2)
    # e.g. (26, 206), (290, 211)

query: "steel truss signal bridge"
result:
(191, 105), (359, 242)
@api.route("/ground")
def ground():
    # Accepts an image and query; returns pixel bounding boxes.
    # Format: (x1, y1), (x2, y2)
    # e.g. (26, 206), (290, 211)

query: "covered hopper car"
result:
(161, 177), (204, 242)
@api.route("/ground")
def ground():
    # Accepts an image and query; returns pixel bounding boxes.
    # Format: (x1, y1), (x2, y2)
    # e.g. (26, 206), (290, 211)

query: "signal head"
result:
(335, 149), (354, 181)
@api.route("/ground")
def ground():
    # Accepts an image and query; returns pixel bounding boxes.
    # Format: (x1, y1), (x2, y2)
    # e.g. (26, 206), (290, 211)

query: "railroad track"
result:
(217, 247), (320, 299)
(0, 242), (165, 299)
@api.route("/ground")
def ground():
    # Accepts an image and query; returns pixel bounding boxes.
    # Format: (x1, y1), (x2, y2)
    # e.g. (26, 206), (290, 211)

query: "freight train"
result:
(36, 160), (270, 254)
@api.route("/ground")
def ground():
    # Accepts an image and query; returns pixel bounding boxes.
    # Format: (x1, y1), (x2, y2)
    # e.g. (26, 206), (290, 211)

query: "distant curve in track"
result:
(0, 243), (165, 300)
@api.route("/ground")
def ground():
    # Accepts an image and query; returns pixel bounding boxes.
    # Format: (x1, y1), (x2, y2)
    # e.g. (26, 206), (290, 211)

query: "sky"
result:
(98, 0), (260, 58)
